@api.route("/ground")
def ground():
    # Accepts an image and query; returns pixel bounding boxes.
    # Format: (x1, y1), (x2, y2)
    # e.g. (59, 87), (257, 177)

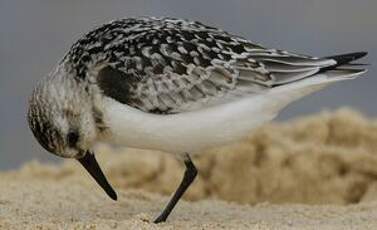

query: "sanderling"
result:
(27, 17), (368, 223)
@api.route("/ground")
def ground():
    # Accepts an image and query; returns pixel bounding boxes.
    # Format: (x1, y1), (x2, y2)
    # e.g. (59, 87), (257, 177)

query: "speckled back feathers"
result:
(61, 17), (336, 114)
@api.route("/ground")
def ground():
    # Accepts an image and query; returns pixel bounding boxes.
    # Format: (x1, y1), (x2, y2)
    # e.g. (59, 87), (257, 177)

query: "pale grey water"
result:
(0, 0), (376, 170)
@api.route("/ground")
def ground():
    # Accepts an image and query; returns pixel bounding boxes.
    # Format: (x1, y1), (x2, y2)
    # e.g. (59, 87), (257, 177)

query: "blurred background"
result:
(0, 0), (375, 170)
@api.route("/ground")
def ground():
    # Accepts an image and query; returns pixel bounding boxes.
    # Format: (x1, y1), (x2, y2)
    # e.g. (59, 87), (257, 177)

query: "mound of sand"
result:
(2, 109), (377, 229)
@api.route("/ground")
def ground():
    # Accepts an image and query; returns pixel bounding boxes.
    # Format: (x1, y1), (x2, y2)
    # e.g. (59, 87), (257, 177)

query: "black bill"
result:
(77, 151), (118, 200)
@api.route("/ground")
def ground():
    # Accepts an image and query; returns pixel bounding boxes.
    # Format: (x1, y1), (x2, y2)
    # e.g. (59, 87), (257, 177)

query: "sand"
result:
(1, 109), (377, 229)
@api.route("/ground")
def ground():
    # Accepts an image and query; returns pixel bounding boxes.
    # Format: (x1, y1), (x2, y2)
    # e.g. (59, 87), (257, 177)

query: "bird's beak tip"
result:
(77, 151), (118, 201)
(109, 191), (118, 201)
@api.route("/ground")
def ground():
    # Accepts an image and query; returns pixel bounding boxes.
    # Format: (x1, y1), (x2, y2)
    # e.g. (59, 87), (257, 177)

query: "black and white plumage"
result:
(27, 17), (368, 223)
(63, 17), (365, 115)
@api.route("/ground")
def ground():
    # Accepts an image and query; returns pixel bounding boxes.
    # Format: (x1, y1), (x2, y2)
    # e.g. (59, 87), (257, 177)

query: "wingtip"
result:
(351, 51), (368, 59)
(327, 51), (368, 64)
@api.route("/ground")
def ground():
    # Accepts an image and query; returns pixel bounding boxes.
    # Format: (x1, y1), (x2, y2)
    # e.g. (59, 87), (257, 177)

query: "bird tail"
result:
(270, 51), (368, 96)
(322, 52), (368, 69)
(317, 51), (368, 80)
(264, 51), (368, 114)
(319, 52), (368, 73)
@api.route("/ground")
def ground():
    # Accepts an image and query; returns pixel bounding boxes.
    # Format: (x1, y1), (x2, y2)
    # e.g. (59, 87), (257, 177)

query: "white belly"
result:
(102, 96), (274, 154)
(101, 78), (330, 154)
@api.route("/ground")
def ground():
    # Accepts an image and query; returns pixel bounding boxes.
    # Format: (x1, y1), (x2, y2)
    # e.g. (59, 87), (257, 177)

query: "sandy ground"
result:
(2, 109), (377, 229)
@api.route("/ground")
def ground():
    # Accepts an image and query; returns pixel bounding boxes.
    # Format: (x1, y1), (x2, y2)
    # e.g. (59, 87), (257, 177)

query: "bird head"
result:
(27, 65), (117, 200)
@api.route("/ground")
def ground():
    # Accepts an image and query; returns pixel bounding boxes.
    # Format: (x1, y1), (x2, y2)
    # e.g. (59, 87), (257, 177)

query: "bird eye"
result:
(67, 131), (79, 148)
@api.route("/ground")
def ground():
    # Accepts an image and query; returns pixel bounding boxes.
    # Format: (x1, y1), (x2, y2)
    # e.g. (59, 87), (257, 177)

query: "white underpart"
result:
(101, 71), (366, 155)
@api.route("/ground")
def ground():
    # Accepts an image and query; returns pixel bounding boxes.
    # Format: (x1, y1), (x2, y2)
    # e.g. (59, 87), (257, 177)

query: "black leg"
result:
(154, 153), (198, 223)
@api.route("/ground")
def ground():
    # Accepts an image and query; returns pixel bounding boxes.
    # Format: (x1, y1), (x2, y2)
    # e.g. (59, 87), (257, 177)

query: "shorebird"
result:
(27, 17), (368, 223)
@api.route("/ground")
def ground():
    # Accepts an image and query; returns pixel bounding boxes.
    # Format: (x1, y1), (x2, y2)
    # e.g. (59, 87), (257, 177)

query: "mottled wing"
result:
(84, 18), (336, 114)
